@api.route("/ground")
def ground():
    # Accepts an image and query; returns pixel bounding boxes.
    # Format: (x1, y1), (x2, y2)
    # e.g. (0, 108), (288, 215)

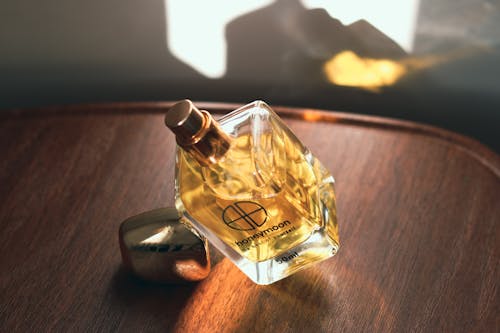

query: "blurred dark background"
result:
(1, 0), (499, 151)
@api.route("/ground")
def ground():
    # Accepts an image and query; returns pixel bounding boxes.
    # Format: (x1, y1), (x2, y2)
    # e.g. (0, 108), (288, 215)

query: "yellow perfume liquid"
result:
(166, 100), (339, 284)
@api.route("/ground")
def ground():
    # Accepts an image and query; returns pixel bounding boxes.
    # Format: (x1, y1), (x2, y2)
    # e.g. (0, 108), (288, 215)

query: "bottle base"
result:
(234, 228), (339, 285)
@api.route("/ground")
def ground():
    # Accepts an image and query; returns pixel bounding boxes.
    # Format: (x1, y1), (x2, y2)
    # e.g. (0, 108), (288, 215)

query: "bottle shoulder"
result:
(176, 100), (331, 200)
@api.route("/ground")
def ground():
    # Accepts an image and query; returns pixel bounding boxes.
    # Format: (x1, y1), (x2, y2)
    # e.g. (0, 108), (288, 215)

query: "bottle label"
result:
(222, 201), (268, 231)
(221, 200), (298, 252)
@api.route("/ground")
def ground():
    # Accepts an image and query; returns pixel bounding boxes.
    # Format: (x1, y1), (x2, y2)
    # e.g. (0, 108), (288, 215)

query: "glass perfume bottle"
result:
(165, 100), (339, 285)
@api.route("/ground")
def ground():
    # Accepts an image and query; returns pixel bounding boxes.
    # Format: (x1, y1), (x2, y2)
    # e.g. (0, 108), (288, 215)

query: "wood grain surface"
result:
(0, 102), (498, 332)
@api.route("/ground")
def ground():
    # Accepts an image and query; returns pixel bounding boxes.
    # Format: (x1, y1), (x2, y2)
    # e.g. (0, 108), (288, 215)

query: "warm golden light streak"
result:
(323, 51), (406, 92)
(323, 48), (483, 92)
(302, 111), (324, 122)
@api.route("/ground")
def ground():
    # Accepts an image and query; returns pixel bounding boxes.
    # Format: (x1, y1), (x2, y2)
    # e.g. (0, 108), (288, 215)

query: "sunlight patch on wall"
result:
(323, 49), (456, 91)
(301, 0), (420, 52)
(165, 0), (273, 78)
(165, 0), (420, 79)
(323, 51), (407, 91)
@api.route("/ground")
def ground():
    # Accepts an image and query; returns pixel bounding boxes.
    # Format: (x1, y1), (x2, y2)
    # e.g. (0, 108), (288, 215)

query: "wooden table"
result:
(1, 102), (498, 332)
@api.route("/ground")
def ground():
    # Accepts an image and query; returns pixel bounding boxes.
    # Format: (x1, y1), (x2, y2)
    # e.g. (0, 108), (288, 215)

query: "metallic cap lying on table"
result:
(119, 207), (210, 283)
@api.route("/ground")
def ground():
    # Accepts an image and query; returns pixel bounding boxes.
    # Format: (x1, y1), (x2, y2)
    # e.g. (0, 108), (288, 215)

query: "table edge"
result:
(3, 101), (499, 177)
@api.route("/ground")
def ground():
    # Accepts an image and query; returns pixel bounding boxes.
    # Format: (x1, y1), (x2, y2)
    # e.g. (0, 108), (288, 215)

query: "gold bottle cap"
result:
(164, 99), (206, 141)
(165, 100), (232, 165)
(119, 207), (210, 283)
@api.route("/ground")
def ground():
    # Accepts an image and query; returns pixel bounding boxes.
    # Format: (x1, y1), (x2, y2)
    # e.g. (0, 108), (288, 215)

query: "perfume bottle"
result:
(165, 100), (339, 285)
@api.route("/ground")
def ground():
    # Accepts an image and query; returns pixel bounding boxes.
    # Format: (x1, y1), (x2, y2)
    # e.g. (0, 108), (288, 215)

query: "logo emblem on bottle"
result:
(222, 201), (268, 230)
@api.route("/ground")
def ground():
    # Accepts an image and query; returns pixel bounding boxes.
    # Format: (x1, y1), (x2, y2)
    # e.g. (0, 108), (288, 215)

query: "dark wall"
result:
(1, 0), (499, 151)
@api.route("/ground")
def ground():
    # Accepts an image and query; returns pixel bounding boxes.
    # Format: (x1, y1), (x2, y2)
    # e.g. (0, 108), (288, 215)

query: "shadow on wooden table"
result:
(109, 266), (198, 331)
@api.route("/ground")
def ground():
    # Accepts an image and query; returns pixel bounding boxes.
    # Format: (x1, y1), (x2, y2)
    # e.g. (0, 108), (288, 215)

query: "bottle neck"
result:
(165, 100), (231, 166)
(177, 111), (231, 166)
